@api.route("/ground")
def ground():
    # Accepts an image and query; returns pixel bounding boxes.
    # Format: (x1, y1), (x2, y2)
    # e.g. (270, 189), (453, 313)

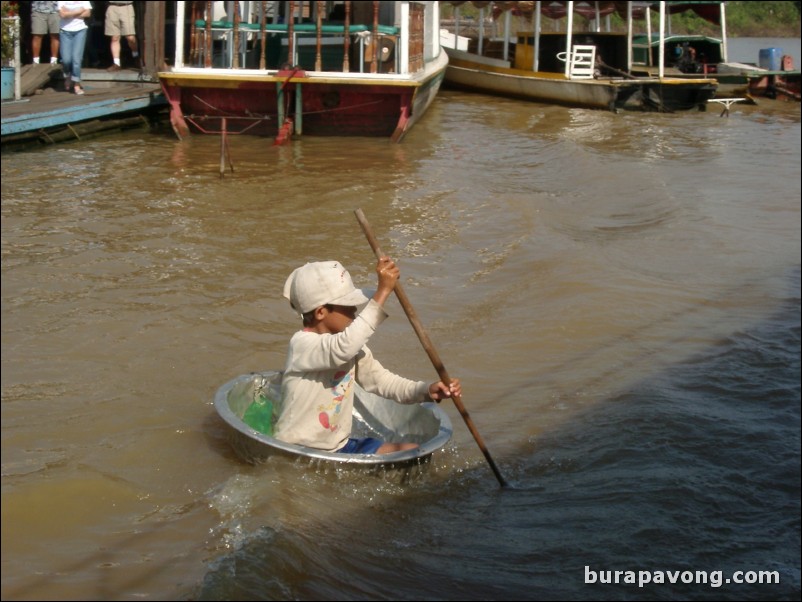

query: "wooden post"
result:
(204, 1), (212, 68)
(232, 0), (241, 68)
(315, 0), (323, 71)
(343, 1), (351, 72)
(288, 1), (295, 66)
(220, 118), (225, 177)
(371, 1), (379, 73)
(141, 0), (165, 74)
(220, 118), (233, 178)
(277, 82), (284, 125)
(295, 83), (303, 134)
(259, 0), (267, 69)
(189, 1), (198, 65)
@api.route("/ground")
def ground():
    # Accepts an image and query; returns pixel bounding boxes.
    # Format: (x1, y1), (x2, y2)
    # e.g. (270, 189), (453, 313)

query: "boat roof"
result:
(633, 33), (724, 45)
(479, 1), (725, 25)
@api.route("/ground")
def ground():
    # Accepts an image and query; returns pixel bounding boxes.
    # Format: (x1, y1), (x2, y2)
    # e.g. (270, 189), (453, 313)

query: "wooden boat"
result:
(627, 0), (801, 101)
(442, 1), (717, 112)
(632, 32), (801, 101)
(158, 1), (448, 143)
(214, 371), (453, 467)
(444, 46), (644, 111)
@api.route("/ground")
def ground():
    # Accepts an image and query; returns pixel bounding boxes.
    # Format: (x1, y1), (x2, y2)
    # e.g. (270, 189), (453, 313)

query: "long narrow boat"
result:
(444, 46), (644, 112)
(442, 1), (717, 112)
(214, 371), (453, 467)
(158, 1), (448, 142)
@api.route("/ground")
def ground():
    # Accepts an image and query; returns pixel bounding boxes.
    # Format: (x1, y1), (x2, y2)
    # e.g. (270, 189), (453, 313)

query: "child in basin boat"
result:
(275, 257), (460, 454)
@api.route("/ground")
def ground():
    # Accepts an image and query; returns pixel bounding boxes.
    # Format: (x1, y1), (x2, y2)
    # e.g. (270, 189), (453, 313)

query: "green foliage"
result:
(667, 2), (802, 36)
(723, 2), (801, 37)
(441, 1), (801, 37)
(1, 0), (18, 65)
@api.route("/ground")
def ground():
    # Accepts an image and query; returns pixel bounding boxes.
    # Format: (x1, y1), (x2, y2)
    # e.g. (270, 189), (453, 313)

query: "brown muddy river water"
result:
(2, 74), (800, 600)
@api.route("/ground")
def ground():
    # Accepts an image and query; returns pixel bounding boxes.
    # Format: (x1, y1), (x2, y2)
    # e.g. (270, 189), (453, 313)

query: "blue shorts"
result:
(337, 437), (383, 454)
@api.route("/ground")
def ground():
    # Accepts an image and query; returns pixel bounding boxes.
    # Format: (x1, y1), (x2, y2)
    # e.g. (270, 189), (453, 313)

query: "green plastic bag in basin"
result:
(242, 394), (274, 435)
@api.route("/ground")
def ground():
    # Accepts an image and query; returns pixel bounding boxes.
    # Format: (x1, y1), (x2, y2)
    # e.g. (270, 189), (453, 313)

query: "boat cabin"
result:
(631, 34), (725, 74)
(183, 1), (426, 75)
(514, 31), (632, 76)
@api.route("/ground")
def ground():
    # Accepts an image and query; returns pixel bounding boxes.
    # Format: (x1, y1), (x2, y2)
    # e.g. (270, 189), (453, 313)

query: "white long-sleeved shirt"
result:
(274, 300), (429, 452)
(57, 1), (91, 32)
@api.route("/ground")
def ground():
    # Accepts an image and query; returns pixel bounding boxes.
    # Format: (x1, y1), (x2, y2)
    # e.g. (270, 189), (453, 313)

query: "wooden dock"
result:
(1, 64), (167, 150)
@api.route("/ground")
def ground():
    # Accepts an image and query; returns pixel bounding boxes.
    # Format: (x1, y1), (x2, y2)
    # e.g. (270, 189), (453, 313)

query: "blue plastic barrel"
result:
(1, 67), (14, 101)
(759, 47), (783, 71)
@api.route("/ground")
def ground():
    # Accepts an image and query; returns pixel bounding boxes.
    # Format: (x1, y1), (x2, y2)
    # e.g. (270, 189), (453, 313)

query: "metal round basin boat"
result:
(214, 371), (453, 468)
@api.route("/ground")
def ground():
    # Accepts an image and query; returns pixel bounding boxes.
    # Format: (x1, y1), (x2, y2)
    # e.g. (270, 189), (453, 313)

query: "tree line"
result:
(441, 2), (801, 38)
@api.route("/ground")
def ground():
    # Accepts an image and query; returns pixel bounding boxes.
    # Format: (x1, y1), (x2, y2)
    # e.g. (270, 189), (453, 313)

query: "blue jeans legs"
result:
(59, 28), (88, 84)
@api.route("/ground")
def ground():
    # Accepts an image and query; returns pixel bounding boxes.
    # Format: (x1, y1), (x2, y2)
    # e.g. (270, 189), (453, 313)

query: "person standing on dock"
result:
(30, 1), (60, 64)
(105, 1), (139, 71)
(57, 0), (92, 95)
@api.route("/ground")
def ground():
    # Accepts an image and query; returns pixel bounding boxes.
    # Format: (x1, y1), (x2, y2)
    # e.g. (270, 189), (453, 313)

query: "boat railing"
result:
(174, 1), (433, 76)
(191, 20), (401, 73)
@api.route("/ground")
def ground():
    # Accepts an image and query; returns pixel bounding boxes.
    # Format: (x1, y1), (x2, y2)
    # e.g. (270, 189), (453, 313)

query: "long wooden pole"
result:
(354, 209), (508, 488)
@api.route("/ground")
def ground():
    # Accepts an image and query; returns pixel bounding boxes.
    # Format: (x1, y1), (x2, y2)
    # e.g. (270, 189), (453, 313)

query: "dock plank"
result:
(2, 70), (166, 142)
(19, 63), (62, 97)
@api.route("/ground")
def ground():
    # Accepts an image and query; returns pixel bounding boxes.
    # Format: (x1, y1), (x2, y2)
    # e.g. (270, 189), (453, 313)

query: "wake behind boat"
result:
(214, 371), (453, 468)
(159, 1), (448, 143)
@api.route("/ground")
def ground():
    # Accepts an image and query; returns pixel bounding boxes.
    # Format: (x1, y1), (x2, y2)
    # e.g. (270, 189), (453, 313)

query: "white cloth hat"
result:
(283, 261), (370, 314)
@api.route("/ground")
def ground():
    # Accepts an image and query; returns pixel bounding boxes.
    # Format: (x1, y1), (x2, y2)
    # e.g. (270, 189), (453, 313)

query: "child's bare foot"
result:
(377, 442), (419, 454)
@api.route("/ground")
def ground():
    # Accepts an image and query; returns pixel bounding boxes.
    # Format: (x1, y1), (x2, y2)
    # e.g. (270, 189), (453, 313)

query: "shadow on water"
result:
(190, 270), (800, 601)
